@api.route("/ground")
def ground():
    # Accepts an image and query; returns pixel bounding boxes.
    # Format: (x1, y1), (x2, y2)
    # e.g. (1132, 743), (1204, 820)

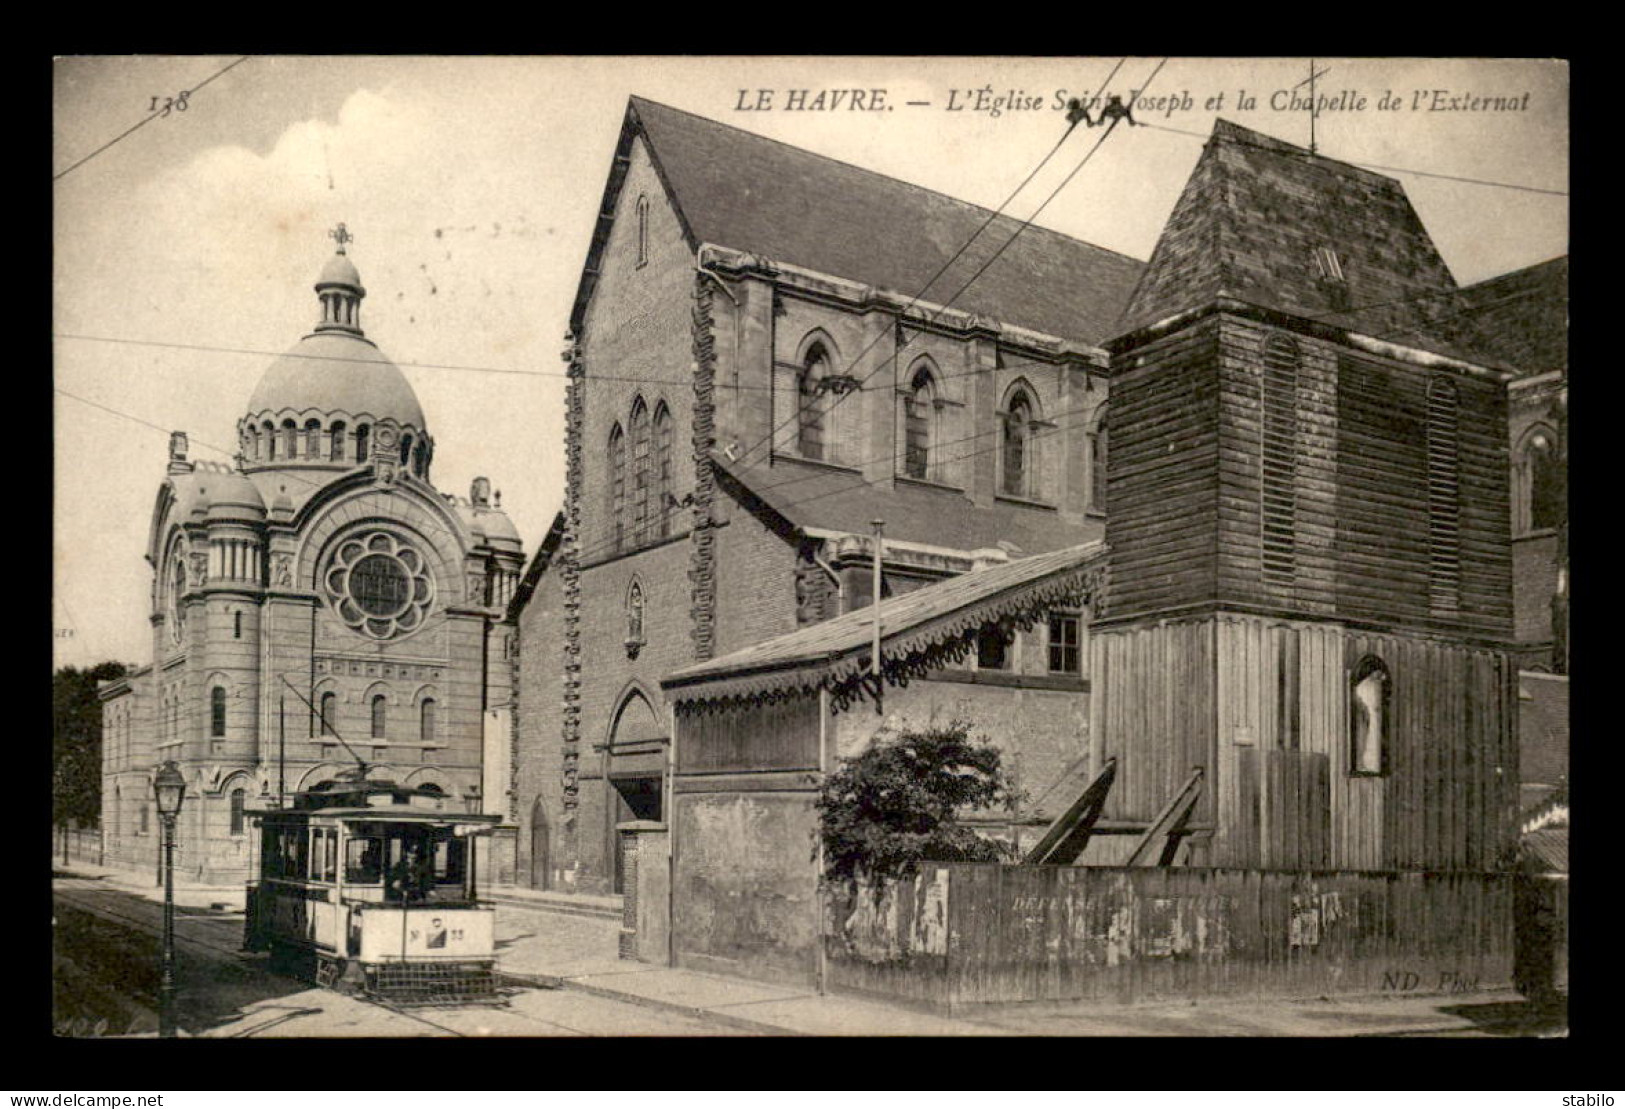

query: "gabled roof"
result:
(663, 540), (1105, 707)
(506, 509), (566, 624)
(714, 452), (1099, 557)
(572, 97), (1145, 345)
(1439, 256), (1568, 377)
(1117, 119), (1485, 362)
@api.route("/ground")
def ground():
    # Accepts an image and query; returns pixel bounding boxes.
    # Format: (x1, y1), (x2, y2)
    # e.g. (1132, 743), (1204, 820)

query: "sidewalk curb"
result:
(554, 976), (803, 1037)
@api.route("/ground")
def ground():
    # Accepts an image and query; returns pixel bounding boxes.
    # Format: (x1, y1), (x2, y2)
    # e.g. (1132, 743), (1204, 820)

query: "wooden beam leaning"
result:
(1125, 766), (1206, 867)
(1023, 756), (1119, 866)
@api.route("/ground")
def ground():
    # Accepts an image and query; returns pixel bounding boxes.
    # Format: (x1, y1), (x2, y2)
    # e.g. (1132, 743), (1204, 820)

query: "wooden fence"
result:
(825, 863), (1514, 1011)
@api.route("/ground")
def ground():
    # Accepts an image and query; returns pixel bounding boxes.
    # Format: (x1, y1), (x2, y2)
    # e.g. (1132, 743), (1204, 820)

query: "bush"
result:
(815, 720), (1021, 884)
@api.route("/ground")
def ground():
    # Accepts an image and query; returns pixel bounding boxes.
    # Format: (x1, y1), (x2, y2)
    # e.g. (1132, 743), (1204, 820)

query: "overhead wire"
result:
(1140, 120), (1568, 197)
(54, 56), (252, 182)
(720, 58), (1156, 473)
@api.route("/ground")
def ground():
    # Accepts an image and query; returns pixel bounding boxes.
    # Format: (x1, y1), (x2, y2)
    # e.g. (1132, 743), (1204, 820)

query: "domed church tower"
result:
(99, 228), (525, 885)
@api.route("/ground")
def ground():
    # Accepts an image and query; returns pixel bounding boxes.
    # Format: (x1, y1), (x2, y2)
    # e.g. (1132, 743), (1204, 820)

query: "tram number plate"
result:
(411, 924), (464, 949)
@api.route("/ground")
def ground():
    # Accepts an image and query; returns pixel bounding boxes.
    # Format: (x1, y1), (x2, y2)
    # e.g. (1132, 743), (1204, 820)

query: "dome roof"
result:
(205, 469), (266, 519)
(246, 331), (426, 429)
(318, 252), (363, 289)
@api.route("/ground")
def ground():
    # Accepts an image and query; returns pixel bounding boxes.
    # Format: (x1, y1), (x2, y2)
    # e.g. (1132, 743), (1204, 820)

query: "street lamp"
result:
(152, 761), (186, 1039)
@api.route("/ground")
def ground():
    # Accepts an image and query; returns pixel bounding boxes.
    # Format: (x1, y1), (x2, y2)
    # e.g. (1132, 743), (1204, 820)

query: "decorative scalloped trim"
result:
(671, 561), (1104, 714)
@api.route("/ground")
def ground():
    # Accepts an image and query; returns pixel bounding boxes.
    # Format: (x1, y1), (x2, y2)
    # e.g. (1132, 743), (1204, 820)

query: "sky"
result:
(52, 56), (1569, 670)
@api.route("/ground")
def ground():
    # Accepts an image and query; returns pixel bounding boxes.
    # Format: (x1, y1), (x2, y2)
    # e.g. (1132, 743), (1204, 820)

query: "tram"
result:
(244, 772), (502, 1002)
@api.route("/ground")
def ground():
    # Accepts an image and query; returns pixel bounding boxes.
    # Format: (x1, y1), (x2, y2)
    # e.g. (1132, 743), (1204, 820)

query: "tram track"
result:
(53, 881), (659, 1037)
(53, 883), (473, 1037)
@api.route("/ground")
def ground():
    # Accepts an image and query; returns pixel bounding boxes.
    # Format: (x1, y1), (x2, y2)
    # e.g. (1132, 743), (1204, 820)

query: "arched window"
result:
(305, 419), (322, 459)
(902, 365), (936, 480)
(282, 419), (299, 460)
(318, 692), (336, 738)
(636, 194), (650, 267)
(371, 694), (387, 740)
(250, 426), (262, 460)
(1522, 428), (1564, 533)
(419, 698), (436, 743)
(1349, 656), (1391, 776)
(797, 344), (831, 461)
(1002, 390), (1034, 497)
(230, 788), (246, 835)
(141, 801), (149, 835)
(329, 421), (346, 462)
(608, 423), (627, 554)
(654, 403), (674, 538)
(630, 399), (652, 546)
(233, 611), (242, 639)
(356, 424), (371, 463)
(1089, 407), (1108, 513)
(412, 438), (428, 477)
(400, 432), (414, 466)
(264, 421), (278, 460)
(210, 686), (227, 737)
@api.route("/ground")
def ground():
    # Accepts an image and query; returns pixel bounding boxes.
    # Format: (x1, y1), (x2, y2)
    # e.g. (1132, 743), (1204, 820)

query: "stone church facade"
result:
(509, 98), (1568, 898)
(100, 242), (524, 884)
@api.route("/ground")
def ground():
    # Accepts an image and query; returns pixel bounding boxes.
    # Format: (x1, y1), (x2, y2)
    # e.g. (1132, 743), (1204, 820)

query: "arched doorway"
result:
(606, 689), (667, 894)
(530, 797), (551, 890)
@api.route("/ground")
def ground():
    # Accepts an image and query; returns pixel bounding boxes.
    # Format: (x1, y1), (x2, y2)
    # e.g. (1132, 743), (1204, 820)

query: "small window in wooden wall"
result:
(1260, 335), (1299, 585)
(1426, 377), (1461, 612)
(1349, 655), (1390, 776)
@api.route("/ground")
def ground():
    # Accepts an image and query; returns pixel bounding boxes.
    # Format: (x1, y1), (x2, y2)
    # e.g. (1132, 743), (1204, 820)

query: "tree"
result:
(53, 662), (126, 829)
(815, 720), (1022, 884)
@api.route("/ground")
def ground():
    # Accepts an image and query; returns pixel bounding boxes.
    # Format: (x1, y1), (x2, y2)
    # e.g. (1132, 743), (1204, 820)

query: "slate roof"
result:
(1519, 671), (1570, 787)
(1439, 256), (1569, 378)
(714, 453), (1099, 557)
(571, 98), (1145, 345)
(663, 540), (1105, 704)
(1117, 120), (1496, 365)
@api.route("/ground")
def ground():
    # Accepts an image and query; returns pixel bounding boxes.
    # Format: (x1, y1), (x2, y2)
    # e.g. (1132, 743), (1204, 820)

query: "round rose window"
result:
(324, 531), (435, 639)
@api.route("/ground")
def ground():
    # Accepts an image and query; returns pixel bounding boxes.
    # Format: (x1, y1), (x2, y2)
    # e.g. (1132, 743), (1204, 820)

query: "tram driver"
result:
(387, 839), (436, 903)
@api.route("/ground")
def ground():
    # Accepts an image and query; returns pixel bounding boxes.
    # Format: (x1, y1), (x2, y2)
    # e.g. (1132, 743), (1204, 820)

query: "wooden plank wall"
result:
(1104, 614), (1511, 871)
(1090, 618), (1217, 829)
(1335, 352), (1512, 637)
(1215, 318), (1340, 618)
(1103, 321), (1221, 620)
(1342, 630), (1519, 872)
(824, 864), (1515, 1010)
(674, 695), (820, 775)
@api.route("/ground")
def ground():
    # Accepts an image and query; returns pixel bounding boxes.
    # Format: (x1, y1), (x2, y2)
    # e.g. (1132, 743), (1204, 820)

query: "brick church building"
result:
(100, 239), (525, 884)
(509, 100), (1566, 897)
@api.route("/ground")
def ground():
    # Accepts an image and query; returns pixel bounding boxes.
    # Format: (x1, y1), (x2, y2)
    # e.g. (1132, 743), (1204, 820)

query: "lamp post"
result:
(152, 761), (186, 1039)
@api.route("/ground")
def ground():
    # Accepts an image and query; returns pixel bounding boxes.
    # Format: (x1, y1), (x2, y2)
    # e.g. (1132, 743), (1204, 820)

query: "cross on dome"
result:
(329, 222), (354, 254)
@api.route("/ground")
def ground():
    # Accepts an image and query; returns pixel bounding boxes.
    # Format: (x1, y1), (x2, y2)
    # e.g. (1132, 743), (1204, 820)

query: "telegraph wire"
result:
(564, 389), (1112, 569)
(53, 56), (252, 182)
(55, 328), (1093, 393)
(722, 58), (1155, 473)
(1140, 121), (1569, 197)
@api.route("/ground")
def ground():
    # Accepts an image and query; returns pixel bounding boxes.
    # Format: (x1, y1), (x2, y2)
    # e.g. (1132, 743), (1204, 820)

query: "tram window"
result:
(323, 829), (338, 882)
(432, 837), (467, 885)
(345, 836), (383, 883)
(289, 830), (308, 880)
